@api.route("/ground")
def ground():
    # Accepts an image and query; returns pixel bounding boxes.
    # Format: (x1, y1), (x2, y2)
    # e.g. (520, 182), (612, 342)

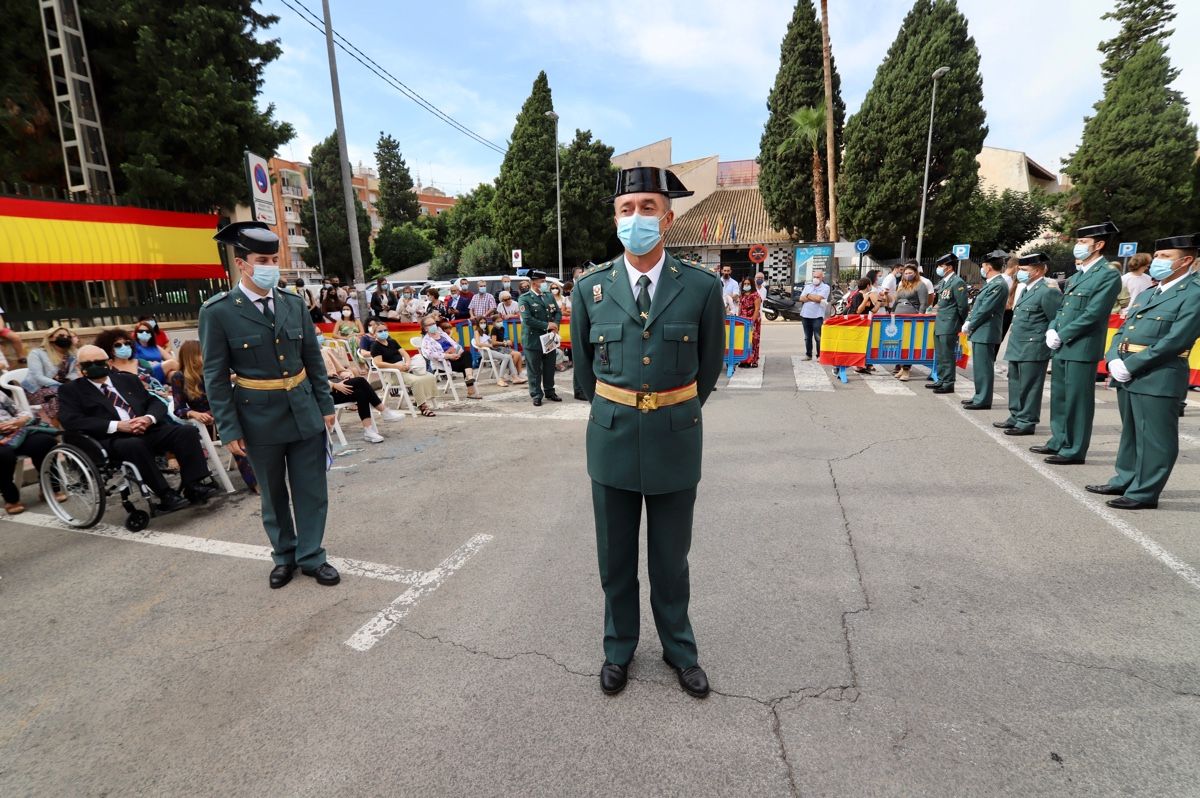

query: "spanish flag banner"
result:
(820, 314), (970, 370)
(0, 196), (225, 282)
(1098, 313), (1200, 387)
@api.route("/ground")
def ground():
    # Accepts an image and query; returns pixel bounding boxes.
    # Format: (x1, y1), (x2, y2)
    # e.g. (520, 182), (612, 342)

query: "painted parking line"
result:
(727, 359), (764, 389)
(791, 356), (835, 392)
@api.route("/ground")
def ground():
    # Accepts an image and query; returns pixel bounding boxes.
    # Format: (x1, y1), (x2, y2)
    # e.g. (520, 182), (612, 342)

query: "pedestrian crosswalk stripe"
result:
(726, 360), (764, 389)
(791, 356), (834, 392)
(862, 376), (915, 396)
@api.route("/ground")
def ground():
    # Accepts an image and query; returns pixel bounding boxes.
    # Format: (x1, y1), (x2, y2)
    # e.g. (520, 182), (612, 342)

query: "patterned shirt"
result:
(468, 291), (497, 318)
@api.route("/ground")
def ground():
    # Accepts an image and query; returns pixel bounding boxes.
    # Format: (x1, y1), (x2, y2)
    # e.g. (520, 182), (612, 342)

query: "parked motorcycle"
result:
(762, 285), (844, 321)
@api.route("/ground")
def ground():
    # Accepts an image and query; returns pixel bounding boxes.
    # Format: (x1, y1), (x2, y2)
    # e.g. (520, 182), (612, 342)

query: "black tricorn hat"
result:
(1075, 220), (1120, 240)
(1017, 253), (1050, 266)
(983, 249), (1008, 264)
(1153, 233), (1200, 251)
(935, 253), (958, 266)
(610, 167), (694, 200)
(528, 269), (548, 280)
(213, 221), (279, 255)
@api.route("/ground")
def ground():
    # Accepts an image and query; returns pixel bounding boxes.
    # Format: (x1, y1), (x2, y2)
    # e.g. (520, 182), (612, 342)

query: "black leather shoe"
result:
(1004, 428), (1035, 436)
(574, 390), (587, 400)
(156, 490), (189, 513)
(302, 562), (341, 586)
(1086, 484), (1125, 496)
(532, 397), (543, 406)
(269, 563), (297, 589)
(1029, 445), (1058, 455)
(1045, 455), (1085, 465)
(545, 393), (563, 402)
(962, 403), (991, 410)
(600, 661), (628, 695)
(993, 421), (1015, 429)
(185, 483), (217, 503)
(1106, 496), (1157, 510)
(961, 399), (974, 405)
(664, 656), (710, 698)
(924, 382), (943, 390)
(932, 385), (955, 394)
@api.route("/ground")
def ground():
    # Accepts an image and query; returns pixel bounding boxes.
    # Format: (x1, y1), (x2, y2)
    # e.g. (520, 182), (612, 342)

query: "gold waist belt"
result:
(1118, 343), (1189, 358)
(594, 380), (698, 413)
(235, 368), (308, 391)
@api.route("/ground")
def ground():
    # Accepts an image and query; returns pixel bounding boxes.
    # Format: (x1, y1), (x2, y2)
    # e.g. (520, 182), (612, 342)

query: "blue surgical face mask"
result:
(616, 212), (665, 256)
(1016, 270), (1030, 284)
(935, 266), (945, 278)
(1149, 258), (1176, 281)
(251, 264), (280, 291)
(136, 331), (152, 343)
(376, 329), (389, 341)
(980, 265), (988, 278)
(114, 344), (133, 359)
(1072, 243), (1092, 261)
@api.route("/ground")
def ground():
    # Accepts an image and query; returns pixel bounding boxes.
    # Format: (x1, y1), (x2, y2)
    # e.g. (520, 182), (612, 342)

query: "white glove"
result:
(961, 322), (971, 334)
(1045, 329), (1062, 350)
(1108, 359), (1132, 383)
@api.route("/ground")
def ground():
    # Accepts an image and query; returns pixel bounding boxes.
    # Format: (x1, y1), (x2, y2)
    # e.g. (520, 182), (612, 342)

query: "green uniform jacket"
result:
(1105, 274), (1200, 399)
(933, 273), (969, 335)
(1006, 279), (1063, 362)
(965, 276), (1008, 344)
(518, 288), (562, 345)
(199, 287), (335, 446)
(571, 254), (725, 495)
(1049, 257), (1122, 362)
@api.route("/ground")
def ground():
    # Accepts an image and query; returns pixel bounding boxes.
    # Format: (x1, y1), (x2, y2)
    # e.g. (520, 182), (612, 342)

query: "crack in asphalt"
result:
(1036, 655), (1200, 699)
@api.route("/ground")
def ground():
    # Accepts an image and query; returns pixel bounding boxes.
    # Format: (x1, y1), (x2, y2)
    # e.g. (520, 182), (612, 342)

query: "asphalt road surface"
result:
(3, 322), (1199, 797)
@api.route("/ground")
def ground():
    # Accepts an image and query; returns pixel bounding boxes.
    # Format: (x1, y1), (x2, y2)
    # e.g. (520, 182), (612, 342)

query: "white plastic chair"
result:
(0, 368), (34, 415)
(364, 356), (419, 416)
(412, 336), (464, 401)
(185, 418), (237, 495)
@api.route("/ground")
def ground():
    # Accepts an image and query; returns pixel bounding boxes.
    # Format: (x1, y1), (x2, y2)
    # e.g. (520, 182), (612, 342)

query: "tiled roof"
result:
(664, 186), (792, 248)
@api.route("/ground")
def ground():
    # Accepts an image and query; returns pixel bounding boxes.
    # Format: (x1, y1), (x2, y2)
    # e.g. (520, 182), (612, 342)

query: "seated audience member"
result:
(419, 315), (482, 399)
(58, 345), (215, 512)
(472, 316), (526, 387)
(306, 290), (328, 324)
(22, 326), (80, 425)
(319, 343), (404, 442)
(137, 316), (172, 350)
(335, 302), (363, 339)
(170, 341), (257, 492)
(496, 291), (521, 320)
(0, 304), (28, 365)
(0, 392), (57, 514)
(94, 327), (171, 406)
(132, 320), (177, 382)
(369, 326), (439, 416)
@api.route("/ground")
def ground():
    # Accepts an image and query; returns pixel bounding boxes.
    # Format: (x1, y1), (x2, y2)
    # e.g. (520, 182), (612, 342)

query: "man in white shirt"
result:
(719, 265), (739, 298)
(797, 269), (831, 359)
(879, 263), (904, 294)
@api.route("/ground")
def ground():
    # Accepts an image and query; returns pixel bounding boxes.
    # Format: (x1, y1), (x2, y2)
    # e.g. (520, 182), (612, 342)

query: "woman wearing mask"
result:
(890, 264), (930, 381)
(737, 278), (762, 368)
(335, 303), (363, 339)
(320, 339), (404, 442)
(472, 316), (526, 387)
(132, 320), (177, 381)
(137, 316), (171, 350)
(1, 391), (58, 514)
(395, 288), (419, 322)
(419, 315), (482, 399)
(368, 325), (439, 416)
(551, 284), (570, 316)
(94, 328), (172, 406)
(170, 341), (258, 490)
(21, 326), (80, 425)
(496, 291), (521, 320)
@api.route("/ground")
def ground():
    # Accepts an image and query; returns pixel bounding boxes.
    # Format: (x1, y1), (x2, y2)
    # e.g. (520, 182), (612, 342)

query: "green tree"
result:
(493, 71), (557, 270)
(758, 0), (845, 240)
(559, 129), (619, 269)
(776, 103), (828, 240)
(299, 132), (371, 280)
(1063, 42), (1196, 248)
(839, 0), (987, 259)
(1099, 0), (1177, 85)
(429, 251), (456, 280)
(375, 132), (420, 227)
(0, 0), (64, 186)
(374, 222), (433, 276)
(415, 211), (449, 249)
(445, 182), (497, 262)
(459, 235), (507, 277)
(962, 188), (1051, 253)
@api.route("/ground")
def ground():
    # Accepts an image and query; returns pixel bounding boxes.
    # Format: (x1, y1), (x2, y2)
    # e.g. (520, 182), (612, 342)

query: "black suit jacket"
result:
(58, 371), (166, 439)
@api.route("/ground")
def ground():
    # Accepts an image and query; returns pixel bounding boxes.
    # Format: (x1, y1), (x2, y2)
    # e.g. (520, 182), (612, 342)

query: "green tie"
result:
(257, 297), (275, 326)
(636, 275), (651, 317)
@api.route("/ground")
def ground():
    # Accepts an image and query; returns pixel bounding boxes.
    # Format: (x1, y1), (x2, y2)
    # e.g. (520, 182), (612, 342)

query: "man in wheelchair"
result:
(57, 345), (215, 512)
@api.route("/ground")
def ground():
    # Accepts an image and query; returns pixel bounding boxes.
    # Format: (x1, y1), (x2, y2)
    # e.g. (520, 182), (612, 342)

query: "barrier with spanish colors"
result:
(819, 314), (970, 384)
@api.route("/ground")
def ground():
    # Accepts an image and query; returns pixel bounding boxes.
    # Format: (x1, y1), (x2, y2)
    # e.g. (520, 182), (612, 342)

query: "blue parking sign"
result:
(952, 244), (971, 261)
(1118, 242), (1137, 258)
(854, 238), (871, 254)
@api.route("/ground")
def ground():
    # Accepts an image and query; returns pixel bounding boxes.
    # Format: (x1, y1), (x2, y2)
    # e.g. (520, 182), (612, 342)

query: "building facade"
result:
(266, 157), (317, 282)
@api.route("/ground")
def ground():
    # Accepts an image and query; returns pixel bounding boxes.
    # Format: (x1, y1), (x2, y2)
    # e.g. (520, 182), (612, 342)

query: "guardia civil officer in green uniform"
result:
(518, 269), (562, 406)
(960, 250), (1010, 409)
(1086, 233), (1200, 509)
(927, 253), (969, 394)
(993, 253), (1062, 436)
(571, 167), (725, 699)
(201, 222), (340, 589)
(1032, 221), (1122, 465)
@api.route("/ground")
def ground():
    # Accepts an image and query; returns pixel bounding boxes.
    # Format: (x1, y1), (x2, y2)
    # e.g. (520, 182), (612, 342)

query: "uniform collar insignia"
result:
(234, 297), (243, 305)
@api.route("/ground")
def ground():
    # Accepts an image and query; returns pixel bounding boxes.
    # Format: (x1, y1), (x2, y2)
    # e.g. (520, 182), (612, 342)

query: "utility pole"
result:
(321, 0), (366, 319)
(915, 66), (950, 265)
(307, 165), (325, 278)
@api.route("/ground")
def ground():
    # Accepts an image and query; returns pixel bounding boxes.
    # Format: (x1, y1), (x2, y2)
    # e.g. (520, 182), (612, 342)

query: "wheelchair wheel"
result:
(124, 510), (150, 532)
(39, 443), (106, 529)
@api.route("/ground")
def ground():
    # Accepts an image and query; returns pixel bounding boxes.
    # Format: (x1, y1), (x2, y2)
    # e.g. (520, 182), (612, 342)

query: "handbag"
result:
(0, 420), (59, 448)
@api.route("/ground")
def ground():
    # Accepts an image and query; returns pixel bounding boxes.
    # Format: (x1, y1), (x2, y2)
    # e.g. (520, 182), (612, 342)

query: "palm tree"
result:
(820, 0), (838, 241)
(778, 102), (828, 240)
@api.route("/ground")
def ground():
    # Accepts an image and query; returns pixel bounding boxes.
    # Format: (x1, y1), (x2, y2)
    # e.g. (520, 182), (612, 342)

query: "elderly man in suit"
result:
(57, 344), (214, 512)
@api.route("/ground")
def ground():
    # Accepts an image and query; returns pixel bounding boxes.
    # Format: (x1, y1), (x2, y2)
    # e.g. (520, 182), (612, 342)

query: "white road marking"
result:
(726, 360), (764, 389)
(791, 356), (834, 392)
(482, 389), (528, 402)
(0, 511), (427, 583)
(441, 403), (590, 421)
(345, 533), (493, 652)
(945, 398), (1200, 591)
(862, 375), (914, 396)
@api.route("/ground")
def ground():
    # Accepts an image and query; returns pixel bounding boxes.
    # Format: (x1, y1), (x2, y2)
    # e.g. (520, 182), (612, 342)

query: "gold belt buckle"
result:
(636, 391), (659, 412)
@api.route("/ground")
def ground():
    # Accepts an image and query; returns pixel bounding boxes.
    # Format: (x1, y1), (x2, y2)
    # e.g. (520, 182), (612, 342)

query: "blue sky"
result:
(260, 0), (1199, 196)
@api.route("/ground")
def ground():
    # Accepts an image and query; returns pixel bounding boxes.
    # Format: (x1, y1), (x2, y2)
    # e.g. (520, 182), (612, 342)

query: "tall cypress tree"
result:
(493, 71), (557, 271)
(375, 132), (420, 228)
(1064, 42), (1196, 246)
(758, 0), (845, 240)
(559, 129), (619, 268)
(299, 133), (372, 280)
(1098, 0), (1177, 85)
(838, 0), (986, 259)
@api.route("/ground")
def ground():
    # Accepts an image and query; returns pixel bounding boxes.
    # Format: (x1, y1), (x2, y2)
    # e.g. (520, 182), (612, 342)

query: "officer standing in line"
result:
(518, 269), (562, 406)
(960, 250), (1009, 409)
(993, 253), (1062, 436)
(1086, 234), (1200, 509)
(201, 222), (340, 589)
(927, 253), (969, 394)
(1031, 221), (1122, 465)
(572, 167), (725, 699)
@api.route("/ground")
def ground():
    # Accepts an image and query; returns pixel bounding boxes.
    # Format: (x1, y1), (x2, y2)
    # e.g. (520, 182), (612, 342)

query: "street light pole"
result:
(915, 66), (950, 266)
(306, 164), (325, 279)
(545, 110), (563, 281)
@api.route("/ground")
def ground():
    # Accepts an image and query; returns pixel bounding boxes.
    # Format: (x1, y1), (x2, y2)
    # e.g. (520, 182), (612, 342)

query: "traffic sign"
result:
(1118, 242), (1138, 258)
(748, 243), (768, 264)
(511, 249), (522, 270)
(854, 238), (871, 254)
(952, 244), (971, 261)
(244, 151), (276, 225)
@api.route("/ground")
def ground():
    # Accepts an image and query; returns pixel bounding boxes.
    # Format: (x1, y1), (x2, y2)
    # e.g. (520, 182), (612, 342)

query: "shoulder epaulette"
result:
(683, 260), (719, 279)
(201, 291), (228, 309)
(578, 259), (616, 282)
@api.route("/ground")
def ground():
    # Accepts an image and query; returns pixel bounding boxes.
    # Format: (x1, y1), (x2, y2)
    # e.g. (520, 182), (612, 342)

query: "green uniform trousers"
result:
(525, 345), (557, 400)
(1107, 388), (1181, 504)
(245, 432), (329, 570)
(1004, 360), (1048, 431)
(1045, 359), (1098, 460)
(969, 342), (999, 405)
(933, 334), (957, 386)
(592, 482), (698, 669)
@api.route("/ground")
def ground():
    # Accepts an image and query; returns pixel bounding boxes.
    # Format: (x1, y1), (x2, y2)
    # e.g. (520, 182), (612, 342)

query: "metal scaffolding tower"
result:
(39, 0), (114, 196)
